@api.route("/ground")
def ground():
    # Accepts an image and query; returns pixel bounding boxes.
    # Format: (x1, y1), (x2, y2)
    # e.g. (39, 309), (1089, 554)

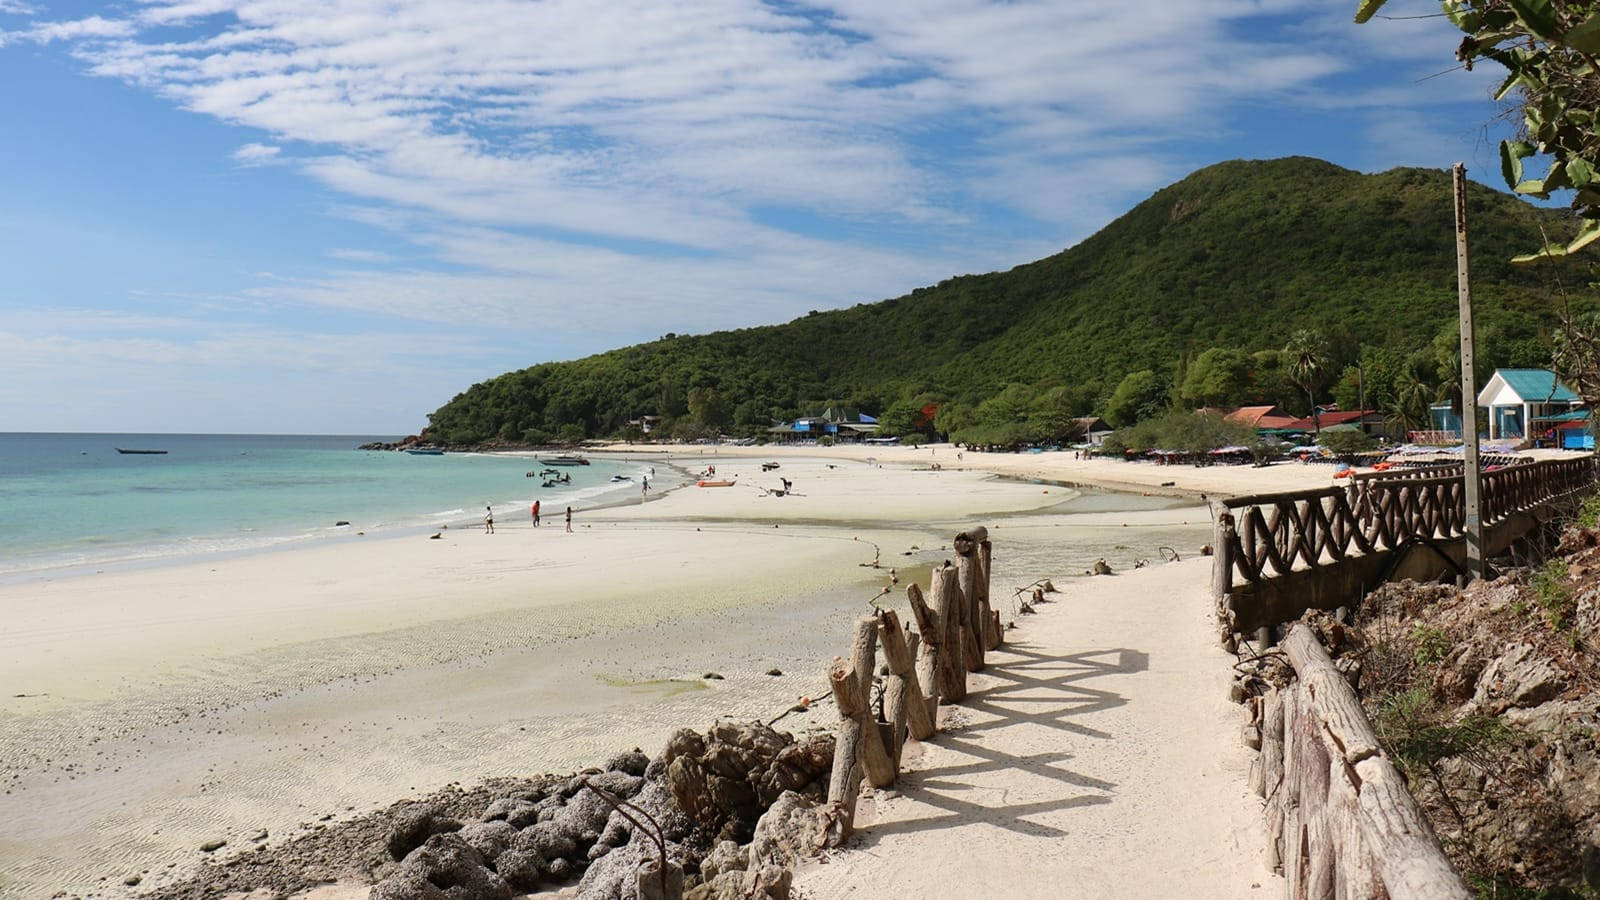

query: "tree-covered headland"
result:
(420, 157), (1585, 447)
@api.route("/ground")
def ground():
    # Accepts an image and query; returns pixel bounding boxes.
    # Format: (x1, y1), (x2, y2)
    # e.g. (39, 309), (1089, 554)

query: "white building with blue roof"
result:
(1475, 368), (1581, 440)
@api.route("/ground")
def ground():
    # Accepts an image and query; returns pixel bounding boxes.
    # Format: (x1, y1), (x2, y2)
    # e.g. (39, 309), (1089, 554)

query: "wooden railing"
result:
(1213, 456), (1597, 599)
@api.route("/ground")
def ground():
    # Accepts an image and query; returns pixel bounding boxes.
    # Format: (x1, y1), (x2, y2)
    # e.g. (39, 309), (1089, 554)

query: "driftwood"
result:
(825, 654), (896, 832)
(1257, 625), (1471, 900)
(878, 610), (935, 744)
(907, 583), (942, 720)
(929, 564), (967, 702)
(955, 530), (985, 672)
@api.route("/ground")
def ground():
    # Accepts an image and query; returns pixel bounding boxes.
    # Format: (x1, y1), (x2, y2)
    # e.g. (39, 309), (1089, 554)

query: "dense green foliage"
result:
(421, 157), (1585, 445)
(1099, 410), (1264, 457)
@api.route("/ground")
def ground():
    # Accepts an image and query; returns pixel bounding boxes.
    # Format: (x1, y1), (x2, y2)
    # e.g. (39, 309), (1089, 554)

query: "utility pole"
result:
(1453, 163), (1485, 580)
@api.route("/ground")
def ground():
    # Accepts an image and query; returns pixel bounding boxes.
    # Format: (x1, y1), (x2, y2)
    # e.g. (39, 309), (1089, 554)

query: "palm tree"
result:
(1285, 329), (1331, 435)
(1389, 370), (1434, 436)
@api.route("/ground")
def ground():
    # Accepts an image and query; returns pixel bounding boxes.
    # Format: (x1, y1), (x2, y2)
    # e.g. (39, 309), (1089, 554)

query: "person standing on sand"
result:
(531, 499), (541, 527)
(565, 506), (573, 533)
(484, 505), (494, 534)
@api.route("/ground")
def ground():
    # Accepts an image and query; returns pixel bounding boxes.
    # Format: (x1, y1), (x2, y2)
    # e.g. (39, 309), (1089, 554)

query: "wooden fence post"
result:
(826, 656), (897, 816)
(955, 526), (987, 672)
(906, 583), (942, 720)
(879, 610), (935, 746)
(929, 564), (967, 701)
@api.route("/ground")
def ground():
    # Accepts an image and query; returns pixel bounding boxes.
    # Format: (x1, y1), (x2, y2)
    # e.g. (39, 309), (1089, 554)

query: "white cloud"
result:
(231, 142), (281, 165)
(1, 14), (131, 45)
(7, 0), (1500, 350)
(326, 247), (394, 263)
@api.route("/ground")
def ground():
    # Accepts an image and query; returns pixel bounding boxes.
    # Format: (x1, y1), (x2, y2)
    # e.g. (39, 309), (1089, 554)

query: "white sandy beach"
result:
(0, 448), (1327, 897)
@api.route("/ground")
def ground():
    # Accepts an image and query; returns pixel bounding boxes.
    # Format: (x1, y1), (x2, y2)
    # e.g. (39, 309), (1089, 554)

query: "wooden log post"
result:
(850, 615), (878, 716)
(1212, 510), (1236, 608)
(878, 610), (935, 745)
(954, 527), (987, 671)
(978, 539), (999, 650)
(906, 583), (942, 720)
(825, 654), (897, 830)
(929, 564), (967, 702)
(1281, 624), (1472, 900)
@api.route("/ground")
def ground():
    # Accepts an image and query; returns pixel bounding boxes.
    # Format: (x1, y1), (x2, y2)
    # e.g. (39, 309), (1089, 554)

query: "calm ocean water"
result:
(0, 434), (646, 578)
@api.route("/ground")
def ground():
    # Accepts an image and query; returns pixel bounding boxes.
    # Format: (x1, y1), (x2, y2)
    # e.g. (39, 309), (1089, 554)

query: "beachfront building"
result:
(1475, 368), (1581, 441)
(625, 415), (662, 434)
(1224, 405), (1301, 431)
(1066, 416), (1113, 446)
(767, 407), (881, 443)
(1290, 408), (1389, 436)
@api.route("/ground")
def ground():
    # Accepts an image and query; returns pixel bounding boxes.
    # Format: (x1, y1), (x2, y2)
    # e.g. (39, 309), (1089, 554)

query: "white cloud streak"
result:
(9, 1), (1488, 354)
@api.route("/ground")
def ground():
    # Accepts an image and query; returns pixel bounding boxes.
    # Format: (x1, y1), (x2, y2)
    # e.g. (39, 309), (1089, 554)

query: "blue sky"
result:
(1, 0), (1518, 434)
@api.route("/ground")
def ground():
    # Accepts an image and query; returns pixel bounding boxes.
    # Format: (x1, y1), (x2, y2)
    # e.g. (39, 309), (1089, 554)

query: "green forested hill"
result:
(422, 156), (1583, 444)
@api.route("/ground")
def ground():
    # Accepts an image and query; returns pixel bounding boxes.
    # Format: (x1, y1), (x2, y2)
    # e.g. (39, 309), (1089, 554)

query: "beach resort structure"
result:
(767, 406), (881, 442)
(1477, 368), (1582, 441)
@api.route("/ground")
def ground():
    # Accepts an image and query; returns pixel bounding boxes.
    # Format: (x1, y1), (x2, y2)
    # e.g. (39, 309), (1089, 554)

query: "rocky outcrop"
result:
(1471, 642), (1566, 711)
(384, 803), (462, 861)
(662, 721), (831, 845)
(371, 833), (511, 900)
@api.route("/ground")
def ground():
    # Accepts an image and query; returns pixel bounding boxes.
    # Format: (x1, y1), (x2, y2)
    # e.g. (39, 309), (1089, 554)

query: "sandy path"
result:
(792, 556), (1280, 899)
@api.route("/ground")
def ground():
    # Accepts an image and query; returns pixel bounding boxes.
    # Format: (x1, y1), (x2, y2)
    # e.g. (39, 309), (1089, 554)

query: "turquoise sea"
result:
(0, 434), (646, 579)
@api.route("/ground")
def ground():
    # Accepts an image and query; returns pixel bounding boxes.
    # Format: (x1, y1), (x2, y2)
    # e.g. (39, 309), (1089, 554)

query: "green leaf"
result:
(1354, 0), (1390, 24)
(1494, 71), (1522, 101)
(1545, 159), (1572, 192)
(1569, 157), (1594, 188)
(1512, 243), (1569, 264)
(1570, 220), (1600, 254)
(1563, 13), (1600, 53)
(1509, 0), (1561, 40)
(1443, 0), (1480, 30)
(1516, 178), (1551, 198)
(1502, 140), (1536, 187)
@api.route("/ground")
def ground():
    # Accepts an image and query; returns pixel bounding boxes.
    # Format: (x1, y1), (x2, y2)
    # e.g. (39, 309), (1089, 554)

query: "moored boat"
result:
(405, 448), (445, 455)
(544, 455), (589, 466)
(115, 448), (168, 454)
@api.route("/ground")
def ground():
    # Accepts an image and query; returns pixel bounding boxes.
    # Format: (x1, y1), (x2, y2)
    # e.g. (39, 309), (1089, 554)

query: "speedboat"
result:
(115, 448), (168, 454)
(544, 455), (589, 466)
(405, 448), (444, 456)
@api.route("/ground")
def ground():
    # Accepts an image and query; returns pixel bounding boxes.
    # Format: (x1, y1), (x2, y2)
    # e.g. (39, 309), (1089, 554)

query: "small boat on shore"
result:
(115, 448), (168, 455)
(611, 475), (632, 482)
(544, 456), (589, 466)
(405, 448), (445, 456)
(696, 479), (737, 488)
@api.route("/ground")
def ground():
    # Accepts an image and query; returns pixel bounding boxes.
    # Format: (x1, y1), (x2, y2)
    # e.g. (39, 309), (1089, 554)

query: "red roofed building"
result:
(1287, 409), (1387, 433)
(1225, 405), (1301, 430)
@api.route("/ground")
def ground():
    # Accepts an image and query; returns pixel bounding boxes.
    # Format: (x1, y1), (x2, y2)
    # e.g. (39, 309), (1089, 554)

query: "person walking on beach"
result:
(531, 499), (541, 527)
(484, 505), (495, 534)
(565, 506), (573, 533)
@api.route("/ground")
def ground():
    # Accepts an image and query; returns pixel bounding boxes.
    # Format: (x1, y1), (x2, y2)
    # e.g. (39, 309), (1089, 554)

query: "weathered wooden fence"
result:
(822, 525), (1003, 843)
(1246, 625), (1469, 900)
(1213, 457), (1597, 636)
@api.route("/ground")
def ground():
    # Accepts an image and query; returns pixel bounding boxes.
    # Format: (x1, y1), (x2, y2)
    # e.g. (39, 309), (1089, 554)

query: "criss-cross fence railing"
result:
(1214, 456), (1597, 596)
